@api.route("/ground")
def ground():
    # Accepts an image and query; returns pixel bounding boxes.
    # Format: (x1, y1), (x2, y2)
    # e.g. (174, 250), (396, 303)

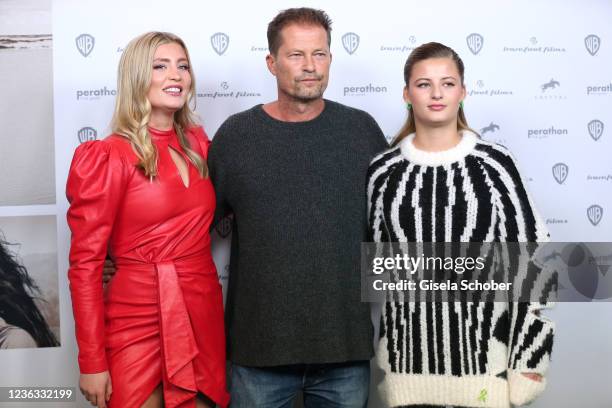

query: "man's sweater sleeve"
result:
(208, 121), (232, 228)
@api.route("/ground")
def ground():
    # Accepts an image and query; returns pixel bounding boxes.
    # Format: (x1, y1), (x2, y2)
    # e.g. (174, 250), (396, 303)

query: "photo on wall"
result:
(0, 0), (55, 205)
(0, 215), (60, 349)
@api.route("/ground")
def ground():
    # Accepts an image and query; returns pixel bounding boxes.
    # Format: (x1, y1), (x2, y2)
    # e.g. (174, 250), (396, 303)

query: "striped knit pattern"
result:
(367, 131), (555, 408)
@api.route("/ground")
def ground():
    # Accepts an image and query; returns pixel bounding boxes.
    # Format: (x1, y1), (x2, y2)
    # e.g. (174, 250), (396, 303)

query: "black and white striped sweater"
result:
(367, 131), (555, 408)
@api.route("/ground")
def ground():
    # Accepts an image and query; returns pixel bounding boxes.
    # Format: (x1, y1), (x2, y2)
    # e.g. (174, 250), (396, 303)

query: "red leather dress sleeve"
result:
(188, 125), (211, 160)
(66, 140), (129, 374)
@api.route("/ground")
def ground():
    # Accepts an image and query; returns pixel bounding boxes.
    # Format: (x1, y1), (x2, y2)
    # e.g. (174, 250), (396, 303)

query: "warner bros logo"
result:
(78, 127), (97, 143)
(211, 32), (229, 56)
(76, 34), (95, 57)
(552, 163), (568, 184)
(466, 33), (484, 55)
(342, 32), (360, 55)
(587, 205), (604, 226)
(215, 215), (233, 238)
(584, 34), (601, 56)
(588, 119), (604, 141)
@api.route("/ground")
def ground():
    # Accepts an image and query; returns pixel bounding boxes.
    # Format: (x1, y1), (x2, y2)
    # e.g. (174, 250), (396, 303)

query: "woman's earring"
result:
(459, 101), (464, 109)
(407, 102), (412, 110)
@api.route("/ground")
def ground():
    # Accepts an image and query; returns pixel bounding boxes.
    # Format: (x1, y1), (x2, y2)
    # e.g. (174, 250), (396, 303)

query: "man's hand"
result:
(80, 371), (112, 407)
(102, 258), (116, 285)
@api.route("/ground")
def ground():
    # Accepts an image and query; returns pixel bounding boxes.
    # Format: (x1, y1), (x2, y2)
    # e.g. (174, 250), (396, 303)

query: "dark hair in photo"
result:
(0, 237), (59, 347)
(267, 7), (332, 55)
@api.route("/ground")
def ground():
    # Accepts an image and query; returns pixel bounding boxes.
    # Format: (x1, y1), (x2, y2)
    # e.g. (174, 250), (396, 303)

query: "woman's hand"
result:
(80, 371), (112, 407)
(521, 372), (542, 382)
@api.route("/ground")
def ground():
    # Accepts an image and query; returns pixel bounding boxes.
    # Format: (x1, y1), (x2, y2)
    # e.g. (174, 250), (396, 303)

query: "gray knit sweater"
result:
(209, 100), (389, 366)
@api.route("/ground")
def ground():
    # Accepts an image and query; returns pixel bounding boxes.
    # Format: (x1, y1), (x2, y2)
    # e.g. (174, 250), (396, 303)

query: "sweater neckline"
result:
(253, 99), (332, 129)
(399, 130), (478, 166)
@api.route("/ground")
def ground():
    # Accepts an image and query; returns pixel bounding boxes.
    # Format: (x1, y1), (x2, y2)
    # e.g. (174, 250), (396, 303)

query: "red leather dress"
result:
(66, 126), (229, 408)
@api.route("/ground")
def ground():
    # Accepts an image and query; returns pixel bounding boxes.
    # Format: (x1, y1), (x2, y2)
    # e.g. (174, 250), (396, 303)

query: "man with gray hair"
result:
(209, 7), (388, 407)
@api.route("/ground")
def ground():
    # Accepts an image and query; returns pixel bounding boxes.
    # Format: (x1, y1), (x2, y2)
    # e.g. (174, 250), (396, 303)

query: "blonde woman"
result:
(66, 32), (229, 408)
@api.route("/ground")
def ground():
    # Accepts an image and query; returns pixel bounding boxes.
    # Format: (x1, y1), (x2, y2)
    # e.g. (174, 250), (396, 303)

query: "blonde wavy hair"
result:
(111, 31), (207, 178)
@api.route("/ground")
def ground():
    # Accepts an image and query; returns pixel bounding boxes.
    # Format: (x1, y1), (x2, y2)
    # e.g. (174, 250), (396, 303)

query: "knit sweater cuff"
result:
(511, 304), (555, 375)
(508, 370), (547, 406)
(379, 373), (511, 408)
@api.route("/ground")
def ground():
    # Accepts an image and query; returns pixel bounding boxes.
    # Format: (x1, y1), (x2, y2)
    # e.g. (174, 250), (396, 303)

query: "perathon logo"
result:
(586, 82), (612, 96)
(502, 36), (566, 54)
(552, 163), (569, 185)
(211, 32), (229, 56)
(76, 34), (95, 57)
(343, 83), (388, 97)
(380, 35), (417, 53)
(342, 32), (360, 55)
(77, 127), (97, 144)
(588, 119), (604, 141)
(76, 86), (116, 101)
(587, 204), (604, 226)
(468, 80), (513, 97)
(197, 81), (261, 99)
(527, 126), (568, 139)
(584, 34), (601, 56)
(466, 33), (484, 55)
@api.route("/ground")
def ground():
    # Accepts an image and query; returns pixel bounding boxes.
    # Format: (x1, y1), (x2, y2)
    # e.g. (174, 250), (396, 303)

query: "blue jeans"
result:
(230, 360), (370, 408)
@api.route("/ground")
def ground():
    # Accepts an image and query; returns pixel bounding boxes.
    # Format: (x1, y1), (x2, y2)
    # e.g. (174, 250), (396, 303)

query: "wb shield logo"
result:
(588, 119), (604, 141)
(342, 32), (360, 55)
(78, 127), (97, 143)
(587, 205), (603, 226)
(211, 32), (229, 56)
(76, 34), (95, 57)
(552, 163), (568, 184)
(215, 215), (233, 238)
(584, 35), (601, 56)
(466, 33), (484, 55)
